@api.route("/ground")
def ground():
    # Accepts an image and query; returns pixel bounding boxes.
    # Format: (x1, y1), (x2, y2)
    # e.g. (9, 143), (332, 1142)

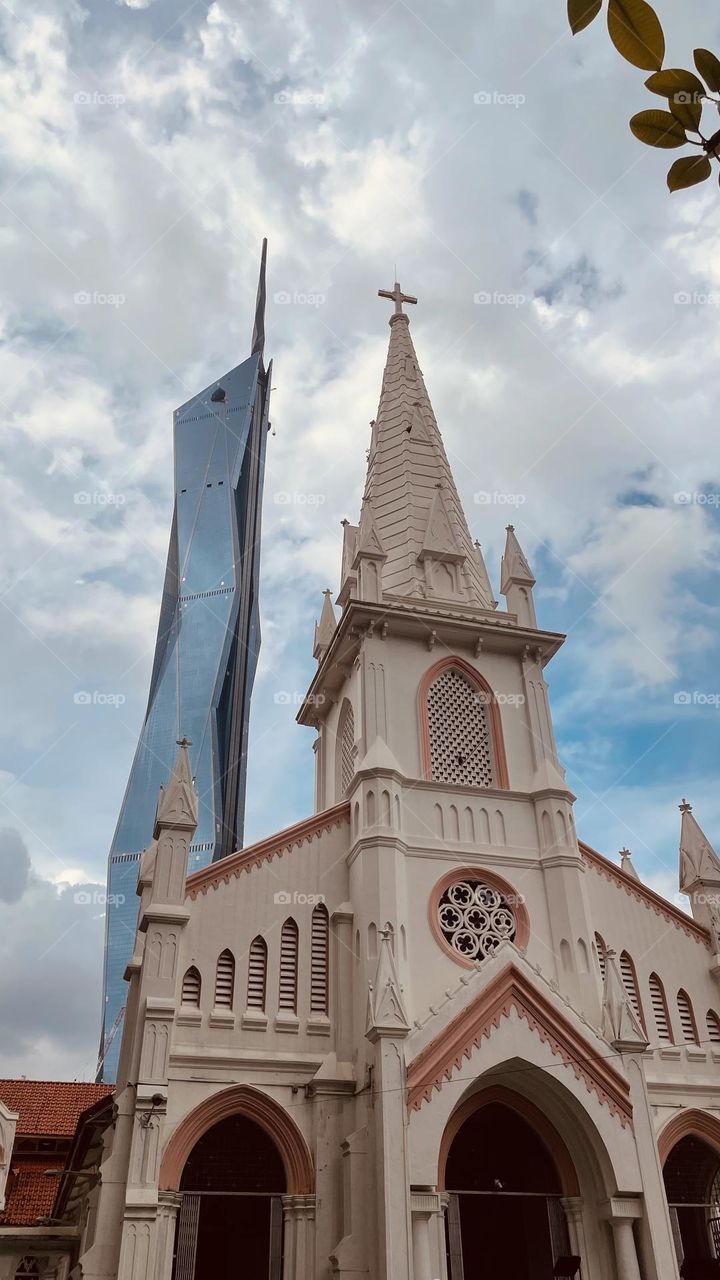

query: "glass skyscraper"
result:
(98, 244), (271, 1081)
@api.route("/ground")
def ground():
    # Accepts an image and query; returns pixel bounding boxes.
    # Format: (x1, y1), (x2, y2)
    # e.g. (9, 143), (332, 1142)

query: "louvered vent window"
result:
(706, 1010), (720, 1045)
(649, 973), (672, 1042)
(340, 705), (355, 795)
(279, 919), (299, 1012)
(619, 952), (644, 1027)
(181, 966), (201, 1007)
(595, 933), (607, 984)
(310, 904), (329, 1015)
(214, 950), (235, 1008)
(247, 936), (267, 1010)
(427, 668), (494, 787)
(677, 989), (699, 1044)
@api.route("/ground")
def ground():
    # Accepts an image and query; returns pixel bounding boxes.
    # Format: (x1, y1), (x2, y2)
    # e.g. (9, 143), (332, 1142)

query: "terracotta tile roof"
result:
(0, 1157), (59, 1226)
(0, 1080), (111, 1138)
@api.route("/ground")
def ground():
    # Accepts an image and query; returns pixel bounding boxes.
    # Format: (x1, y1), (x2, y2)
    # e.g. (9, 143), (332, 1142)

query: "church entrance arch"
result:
(174, 1114), (286, 1280)
(441, 1093), (579, 1279)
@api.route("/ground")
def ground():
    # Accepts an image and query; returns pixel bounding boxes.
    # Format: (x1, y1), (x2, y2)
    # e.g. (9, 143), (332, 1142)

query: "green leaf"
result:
(629, 109), (687, 148)
(568, 0), (602, 34)
(669, 94), (702, 133)
(645, 69), (705, 99)
(694, 48), (720, 94)
(607, 0), (665, 71)
(667, 154), (712, 191)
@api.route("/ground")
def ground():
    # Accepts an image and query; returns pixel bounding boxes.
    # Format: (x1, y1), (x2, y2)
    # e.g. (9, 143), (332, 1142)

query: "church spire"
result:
(500, 525), (537, 628)
(338, 283), (494, 610)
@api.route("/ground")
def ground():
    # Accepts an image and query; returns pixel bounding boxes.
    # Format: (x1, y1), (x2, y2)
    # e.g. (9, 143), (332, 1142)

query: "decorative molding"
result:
(417, 655), (510, 789)
(580, 841), (710, 946)
(437, 1083), (580, 1196)
(158, 1084), (314, 1194)
(186, 802), (351, 898)
(657, 1107), (720, 1164)
(428, 866), (530, 969)
(406, 961), (632, 1127)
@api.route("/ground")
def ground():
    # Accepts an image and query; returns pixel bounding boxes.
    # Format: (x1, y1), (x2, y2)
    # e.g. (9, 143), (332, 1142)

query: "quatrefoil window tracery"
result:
(437, 879), (516, 959)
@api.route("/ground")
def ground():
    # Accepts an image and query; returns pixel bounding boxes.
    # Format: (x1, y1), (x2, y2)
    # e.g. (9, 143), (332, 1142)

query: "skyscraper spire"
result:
(341, 283), (494, 609)
(251, 237), (268, 361)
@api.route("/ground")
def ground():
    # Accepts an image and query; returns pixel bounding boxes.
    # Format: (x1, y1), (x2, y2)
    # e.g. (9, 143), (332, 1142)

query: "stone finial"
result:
(601, 949), (648, 1053)
(366, 928), (410, 1040)
(619, 847), (640, 882)
(378, 281), (418, 318)
(154, 737), (198, 834)
(679, 801), (720, 895)
(313, 589), (337, 661)
(500, 525), (537, 629)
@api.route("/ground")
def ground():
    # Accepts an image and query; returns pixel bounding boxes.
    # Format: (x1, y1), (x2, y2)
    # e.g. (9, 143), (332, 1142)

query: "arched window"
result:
(310, 904), (330, 1016)
(181, 965), (201, 1007)
(214, 950), (235, 1009)
(279, 919), (299, 1013)
(246, 936), (267, 1011)
(594, 933), (607, 984)
(649, 973), (672, 1043)
(427, 667), (494, 787)
(619, 951), (644, 1028)
(677, 989), (699, 1045)
(706, 1010), (720, 1046)
(338, 702), (355, 796)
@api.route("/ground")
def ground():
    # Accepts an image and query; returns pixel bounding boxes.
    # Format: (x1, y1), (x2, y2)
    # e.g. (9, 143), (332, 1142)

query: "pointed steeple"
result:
(366, 928), (410, 1040)
(619, 847), (640, 882)
(601, 949), (648, 1052)
(250, 238), (268, 361)
(154, 737), (198, 835)
(500, 525), (537, 628)
(313, 589), (337, 661)
(340, 283), (494, 610)
(678, 802), (720, 960)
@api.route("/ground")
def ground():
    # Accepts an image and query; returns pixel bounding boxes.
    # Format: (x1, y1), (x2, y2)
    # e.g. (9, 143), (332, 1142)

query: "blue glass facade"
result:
(99, 257), (271, 1080)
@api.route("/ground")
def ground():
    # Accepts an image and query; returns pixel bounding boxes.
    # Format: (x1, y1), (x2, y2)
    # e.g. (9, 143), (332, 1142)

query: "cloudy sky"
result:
(0, 0), (718, 1079)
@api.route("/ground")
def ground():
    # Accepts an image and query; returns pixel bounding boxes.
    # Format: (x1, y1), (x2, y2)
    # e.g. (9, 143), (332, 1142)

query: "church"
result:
(71, 284), (720, 1279)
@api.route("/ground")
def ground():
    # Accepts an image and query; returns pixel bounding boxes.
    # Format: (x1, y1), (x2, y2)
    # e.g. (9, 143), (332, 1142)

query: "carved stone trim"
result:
(406, 961), (632, 1126)
(581, 842), (710, 946)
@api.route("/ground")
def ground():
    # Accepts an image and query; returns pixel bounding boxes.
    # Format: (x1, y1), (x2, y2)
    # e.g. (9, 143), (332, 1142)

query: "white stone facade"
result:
(80, 292), (720, 1280)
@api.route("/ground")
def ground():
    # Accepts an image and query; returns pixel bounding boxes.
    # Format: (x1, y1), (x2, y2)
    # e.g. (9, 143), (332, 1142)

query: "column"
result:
(601, 1199), (643, 1280)
(624, 1053), (680, 1280)
(154, 1192), (182, 1280)
(561, 1197), (588, 1267)
(282, 1194), (316, 1280)
(410, 1192), (436, 1280)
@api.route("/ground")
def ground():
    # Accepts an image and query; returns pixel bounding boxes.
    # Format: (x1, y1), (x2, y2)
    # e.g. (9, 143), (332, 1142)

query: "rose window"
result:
(437, 879), (516, 959)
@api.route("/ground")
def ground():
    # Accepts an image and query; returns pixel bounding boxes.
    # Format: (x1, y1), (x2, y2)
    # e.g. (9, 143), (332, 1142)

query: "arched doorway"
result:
(442, 1099), (575, 1279)
(174, 1114), (286, 1280)
(663, 1133), (720, 1271)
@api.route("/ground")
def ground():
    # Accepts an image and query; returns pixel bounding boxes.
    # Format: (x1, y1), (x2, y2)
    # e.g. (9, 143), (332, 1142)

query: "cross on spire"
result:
(378, 281), (417, 317)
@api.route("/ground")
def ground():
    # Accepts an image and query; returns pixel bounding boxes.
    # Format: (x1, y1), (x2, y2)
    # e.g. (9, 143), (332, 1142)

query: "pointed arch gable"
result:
(158, 1085), (314, 1194)
(417, 656), (509, 789)
(406, 962), (632, 1126)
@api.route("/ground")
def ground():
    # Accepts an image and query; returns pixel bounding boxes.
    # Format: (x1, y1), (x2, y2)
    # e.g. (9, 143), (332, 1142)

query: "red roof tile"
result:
(0, 1080), (111, 1138)
(0, 1157), (59, 1226)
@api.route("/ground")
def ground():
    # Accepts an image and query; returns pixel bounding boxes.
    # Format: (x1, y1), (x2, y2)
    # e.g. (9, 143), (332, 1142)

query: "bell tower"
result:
(298, 283), (602, 1025)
